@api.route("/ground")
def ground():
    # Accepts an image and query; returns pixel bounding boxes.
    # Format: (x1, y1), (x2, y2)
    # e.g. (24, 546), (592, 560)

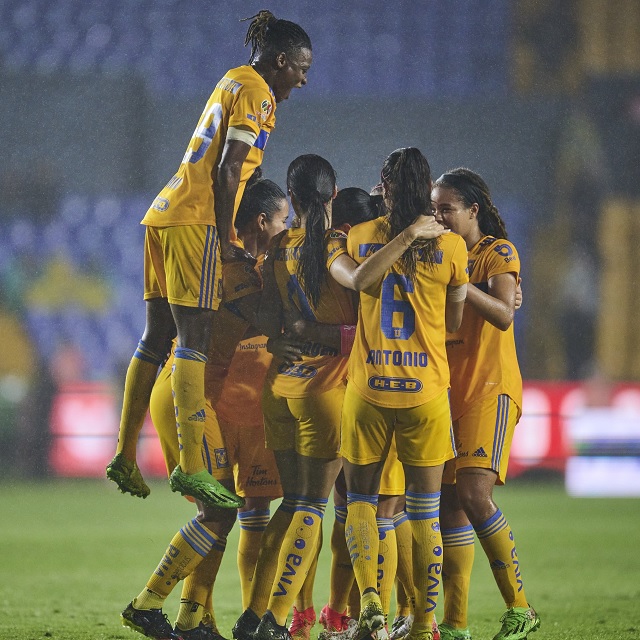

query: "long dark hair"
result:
(235, 178), (287, 231)
(332, 187), (380, 228)
(286, 154), (337, 309)
(381, 147), (438, 281)
(435, 168), (507, 239)
(243, 10), (312, 64)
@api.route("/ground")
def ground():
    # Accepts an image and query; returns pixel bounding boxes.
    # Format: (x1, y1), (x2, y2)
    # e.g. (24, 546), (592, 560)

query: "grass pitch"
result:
(1, 477), (639, 640)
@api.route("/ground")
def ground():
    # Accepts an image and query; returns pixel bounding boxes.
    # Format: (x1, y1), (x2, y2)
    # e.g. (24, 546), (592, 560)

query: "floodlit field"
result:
(2, 478), (639, 640)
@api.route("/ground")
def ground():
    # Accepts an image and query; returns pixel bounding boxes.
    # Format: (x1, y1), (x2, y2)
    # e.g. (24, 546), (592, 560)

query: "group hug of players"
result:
(104, 10), (540, 640)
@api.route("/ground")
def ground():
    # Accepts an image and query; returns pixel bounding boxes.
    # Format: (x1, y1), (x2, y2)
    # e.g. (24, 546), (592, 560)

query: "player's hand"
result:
(404, 215), (449, 244)
(221, 241), (257, 266)
(515, 279), (523, 310)
(266, 334), (304, 367)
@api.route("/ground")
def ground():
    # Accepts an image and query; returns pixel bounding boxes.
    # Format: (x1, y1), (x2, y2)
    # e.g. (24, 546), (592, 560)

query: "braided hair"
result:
(286, 154), (336, 310)
(434, 168), (508, 239)
(243, 10), (312, 64)
(380, 147), (439, 281)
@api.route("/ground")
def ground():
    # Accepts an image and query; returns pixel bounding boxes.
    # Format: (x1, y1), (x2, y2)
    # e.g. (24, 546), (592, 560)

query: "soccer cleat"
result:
(438, 623), (471, 640)
(233, 608), (261, 640)
(400, 631), (434, 640)
(353, 599), (385, 640)
(121, 602), (181, 640)
(390, 615), (413, 640)
(169, 465), (245, 509)
(319, 605), (352, 632)
(106, 453), (151, 498)
(318, 618), (357, 640)
(289, 606), (316, 640)
(176, 623), (229, 640)
(255, 611), (292, 640)
(492, 607), (540, 640)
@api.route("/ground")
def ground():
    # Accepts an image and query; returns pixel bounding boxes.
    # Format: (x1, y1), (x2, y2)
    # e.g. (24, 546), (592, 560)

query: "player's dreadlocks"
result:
(435, 168), (508, 240)
(243, 10), (312, 64)
(380, 147), (440, 282)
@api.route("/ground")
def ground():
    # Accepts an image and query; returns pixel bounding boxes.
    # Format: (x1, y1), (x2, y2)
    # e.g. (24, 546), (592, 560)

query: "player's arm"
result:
(330, 215), (448, 291)
(445, 285), (466, 333)
(283, 305), (343, 353)
(214, 134), (253, 263)
(466, 272), (517, 331)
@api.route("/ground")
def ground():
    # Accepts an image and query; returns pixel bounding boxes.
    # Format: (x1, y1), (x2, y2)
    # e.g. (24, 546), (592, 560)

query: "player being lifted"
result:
(106, 10), (312, 508)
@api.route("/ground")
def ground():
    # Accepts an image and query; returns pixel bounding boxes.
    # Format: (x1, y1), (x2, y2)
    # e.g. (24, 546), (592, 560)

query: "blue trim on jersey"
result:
(253, 129), (269, 150)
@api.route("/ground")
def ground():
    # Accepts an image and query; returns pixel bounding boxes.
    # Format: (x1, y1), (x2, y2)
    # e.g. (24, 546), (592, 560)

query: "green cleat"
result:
(106, 453), (150, 498)
(169, 465), (245, 509)
(438, 622), (472, 640)
(353, 599), (385, 640)
(492, 607), (540, 640)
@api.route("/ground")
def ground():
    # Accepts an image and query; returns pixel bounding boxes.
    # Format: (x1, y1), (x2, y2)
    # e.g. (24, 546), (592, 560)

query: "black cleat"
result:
(233, 609), (261, 640)
(176, 623), (229, 640)
(121, 602), (181, 640)
(255, 611), (292, 640)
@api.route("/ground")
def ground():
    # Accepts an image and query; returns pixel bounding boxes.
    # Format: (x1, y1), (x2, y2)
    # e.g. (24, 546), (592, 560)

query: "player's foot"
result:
(107, 453), (150, 498)
(255, 611), (292, 640)
(438, 623), (471, 640)
(176, 623), (228, 640)
(169, 465), (245, 509)
(233, 608), (261, 640)
(492, 607), (540, 640)
(289, 606), (316, 640)
(353, 598), (385, 640)
(318, 618), (357, 640)
(319, 605), (351, 632)
(399, 631), (433, 640)
(390, 615), (413, 640)
(121, 602), (180, 640)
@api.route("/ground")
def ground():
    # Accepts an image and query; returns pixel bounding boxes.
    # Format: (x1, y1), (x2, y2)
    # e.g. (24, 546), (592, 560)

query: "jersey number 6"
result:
(380, 274), (415, 340)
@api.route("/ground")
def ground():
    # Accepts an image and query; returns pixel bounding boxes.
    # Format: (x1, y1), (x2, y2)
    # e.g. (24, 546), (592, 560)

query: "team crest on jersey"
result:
(214, 448), (229, 468)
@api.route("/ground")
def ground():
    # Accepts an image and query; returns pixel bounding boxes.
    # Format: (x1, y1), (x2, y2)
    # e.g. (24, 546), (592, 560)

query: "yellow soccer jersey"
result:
(205, 254), (264, 407)
(347, 217), (469, 408)
(141, 65), (276, 239)
(269, 228), (358, 398)
(446, 236), (522, 421)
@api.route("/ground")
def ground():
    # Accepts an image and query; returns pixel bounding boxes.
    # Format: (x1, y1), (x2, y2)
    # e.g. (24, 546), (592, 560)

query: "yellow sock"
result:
(406, 491), (442, 629)
(442, 524), (475, 628)
(137, 518), (223, 604)
(117, 341), (164, 460)
(393, 511), (414, 615)
(296, 526), (322, 611)
(248, 498), (296, 616)
(268, 498), (327, 626)
(475, 509), (528, 608)
(238, 509), (271, 610)
(345, 493), (379, 596)
(172, 348), (207, 474)
(376, 517), (397, 621)
(175, 547), (225, 630)
(328, 507), (354, 612)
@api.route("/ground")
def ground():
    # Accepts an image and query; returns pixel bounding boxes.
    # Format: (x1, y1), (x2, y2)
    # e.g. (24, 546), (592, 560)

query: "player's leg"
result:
(396, 388), (456, 640)
(255, 388), (343, 640)
(454, 395), (539, 640)
(107, 226), (175, 498)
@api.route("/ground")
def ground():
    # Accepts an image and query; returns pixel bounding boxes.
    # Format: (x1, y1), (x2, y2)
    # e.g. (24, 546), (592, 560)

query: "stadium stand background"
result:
(0, 0), (639, 476)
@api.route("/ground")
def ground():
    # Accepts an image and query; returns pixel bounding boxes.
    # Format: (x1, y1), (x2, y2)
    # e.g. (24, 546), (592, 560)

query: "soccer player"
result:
(432, 169), (540, 640)
(106, 10), (312, 508)
(337, 148), (469, 640)
(233, 156), (448, 640)
(120, 179), (292, 640)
